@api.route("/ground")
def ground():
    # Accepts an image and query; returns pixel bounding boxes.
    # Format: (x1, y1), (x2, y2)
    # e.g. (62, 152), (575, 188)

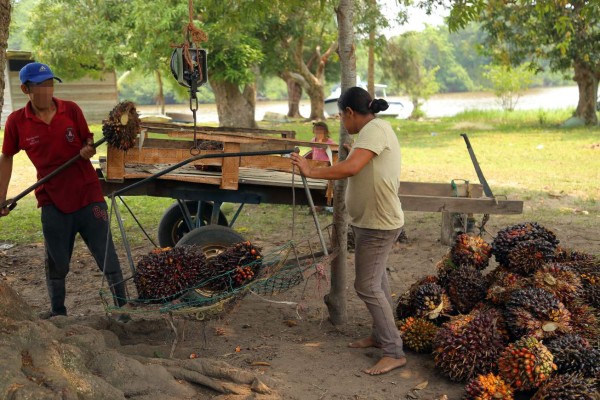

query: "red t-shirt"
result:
(2, 98), (105, 213)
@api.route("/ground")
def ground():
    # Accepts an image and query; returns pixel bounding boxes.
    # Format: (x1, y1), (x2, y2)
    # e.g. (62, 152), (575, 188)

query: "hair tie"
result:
(368, 100), (374, 109)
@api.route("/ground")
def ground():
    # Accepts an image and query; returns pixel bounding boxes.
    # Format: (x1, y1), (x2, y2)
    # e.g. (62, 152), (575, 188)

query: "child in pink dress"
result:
(306, 121), (335, 163)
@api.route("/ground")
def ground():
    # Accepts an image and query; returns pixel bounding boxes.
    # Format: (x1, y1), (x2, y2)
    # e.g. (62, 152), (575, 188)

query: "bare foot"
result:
(363, 356), (407, 375)
(348, 337), (380, 349)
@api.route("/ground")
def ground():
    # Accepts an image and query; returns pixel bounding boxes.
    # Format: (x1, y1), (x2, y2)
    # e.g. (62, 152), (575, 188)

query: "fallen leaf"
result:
(304, 342), (321, 347)
(413, 381), (428, 390)
(250, 361), (271, 366)
(283, 319), (298, 327)
(214, 327), (226, 336)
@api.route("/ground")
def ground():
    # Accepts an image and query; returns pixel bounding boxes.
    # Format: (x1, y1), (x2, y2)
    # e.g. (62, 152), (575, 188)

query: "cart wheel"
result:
(158, 201), (228, 247)
(174, 225), (245, 260)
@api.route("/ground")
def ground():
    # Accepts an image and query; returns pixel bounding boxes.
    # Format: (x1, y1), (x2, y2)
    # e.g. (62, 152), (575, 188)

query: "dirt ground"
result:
(1, 206), (599, 400)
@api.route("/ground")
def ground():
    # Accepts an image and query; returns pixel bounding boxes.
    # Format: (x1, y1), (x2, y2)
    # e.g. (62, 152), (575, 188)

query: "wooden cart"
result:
(99, 122), (523, 251)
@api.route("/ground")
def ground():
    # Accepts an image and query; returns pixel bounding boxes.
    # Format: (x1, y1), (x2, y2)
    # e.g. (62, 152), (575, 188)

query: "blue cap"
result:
(19, 62), (62, 85)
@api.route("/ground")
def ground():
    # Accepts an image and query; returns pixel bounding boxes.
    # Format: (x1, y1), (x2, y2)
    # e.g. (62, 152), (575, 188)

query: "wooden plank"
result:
(106, 147), (125, 181)
(399, 195), (523, 214)
(167, 130), (339, 150)
(122, 172), (222, 186)
(221, 142), (240, 190)
(143, 122), (296, 139)
(399, 182), (483, 198)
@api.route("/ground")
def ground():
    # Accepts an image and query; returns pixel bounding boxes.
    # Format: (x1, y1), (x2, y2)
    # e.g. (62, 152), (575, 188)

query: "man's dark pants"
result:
(41, 202), (126, 315)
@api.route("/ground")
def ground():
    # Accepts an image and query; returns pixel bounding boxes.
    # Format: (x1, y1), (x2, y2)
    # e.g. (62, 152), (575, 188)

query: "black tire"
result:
(175, 225), (245, 260)
(158, 201), (228, 247)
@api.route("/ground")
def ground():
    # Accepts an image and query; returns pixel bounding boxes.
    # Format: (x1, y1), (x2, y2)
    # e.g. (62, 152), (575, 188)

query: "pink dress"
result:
(311, 138), (336, 162)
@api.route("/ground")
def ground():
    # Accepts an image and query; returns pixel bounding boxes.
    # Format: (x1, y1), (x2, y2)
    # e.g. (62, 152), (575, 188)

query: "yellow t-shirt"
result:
(345, 118), (404, 230)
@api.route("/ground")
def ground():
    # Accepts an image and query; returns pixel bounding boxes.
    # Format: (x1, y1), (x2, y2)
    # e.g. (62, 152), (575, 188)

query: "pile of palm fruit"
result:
(133, 241), (262, 301)
(395, 223), (600, 399)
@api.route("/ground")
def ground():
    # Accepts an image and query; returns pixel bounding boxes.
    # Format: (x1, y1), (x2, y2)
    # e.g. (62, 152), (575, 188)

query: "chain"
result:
(170, 0), (208, 155)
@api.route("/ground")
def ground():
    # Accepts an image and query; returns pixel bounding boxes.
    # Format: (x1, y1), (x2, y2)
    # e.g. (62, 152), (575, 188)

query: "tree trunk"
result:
(0, 0), (11, 127)
(307, 84), (325, 120)
(155, 69), (165, 115)
(573, 61), (599, 126)
(325, 0), (356, 326)
(211, 80), (258, 128)
(292, 39), (337, 121)
(367, 0), (376, 98)
(280, 71), (303, 118)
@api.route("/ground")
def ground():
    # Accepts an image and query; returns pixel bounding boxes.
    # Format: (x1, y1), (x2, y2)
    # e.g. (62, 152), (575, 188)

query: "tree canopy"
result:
(416, 0), (600, 124)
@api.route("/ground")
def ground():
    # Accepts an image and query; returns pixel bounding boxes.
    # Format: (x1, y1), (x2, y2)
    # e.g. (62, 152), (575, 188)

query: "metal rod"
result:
(229, 202), (245, 227)
(112, 196), (136, 275)
(300, 175), (329, 256)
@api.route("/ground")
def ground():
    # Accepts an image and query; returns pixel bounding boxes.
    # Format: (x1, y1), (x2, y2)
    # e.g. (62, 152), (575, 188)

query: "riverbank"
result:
(137, 85), (580, 122)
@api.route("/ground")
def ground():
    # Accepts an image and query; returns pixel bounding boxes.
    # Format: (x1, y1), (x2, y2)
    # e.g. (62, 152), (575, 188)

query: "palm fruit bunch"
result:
(554, 246), (599, 273)
(486, 270), (527, 305)
(397, 317), (438, 353)
(463, 373), (514, 400)
(206, 241), (263, 291)
(446, 265), (488, 314)
(507, 239), (558, 276)
(532, 264), (581, 305)
(395, 275), (439, 319)
(564, 303), (600, 346)
(433, 309), (509, 382)
(491, 222), (559, 270)
(410, 281), (452, 321)
(450, 233), (492, 271)
(134, 245), (208, 300)
(497, 336), (556, 391)
(436, 254), (457, 288)
(580, 272), (600, 308)
(504, 287), (571, 340)
(531, 373), (600, 400)
(102, 100), (140, 151)
(545, 334), (600, 378)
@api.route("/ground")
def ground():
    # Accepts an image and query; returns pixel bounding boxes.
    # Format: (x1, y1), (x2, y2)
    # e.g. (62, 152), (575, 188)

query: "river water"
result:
(138, 85), (581, 123)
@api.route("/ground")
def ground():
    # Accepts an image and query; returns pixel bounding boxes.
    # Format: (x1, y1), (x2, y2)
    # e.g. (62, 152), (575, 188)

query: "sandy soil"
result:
(1, 205), (599, 399)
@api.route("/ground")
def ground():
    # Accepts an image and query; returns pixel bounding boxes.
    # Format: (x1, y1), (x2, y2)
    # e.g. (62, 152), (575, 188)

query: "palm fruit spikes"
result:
(101, 100), (140, 151)
(450, 233), (492, 271)
(531, 373), (599, 400)
(397, 317), (438, 353)
(554, 246), (599, 273)
(532, 263), (581, 305)
(395, 275), (441, 320)
(491, 222), (559, 269)
(486, 269), (526, 305)
(497, 336), (556, 392)
(507, 239), (557, 276)
(446, 265), (488, 314)
(580, 272), (600, 308)
(134, 245), (208, 300)
(203, 241), (263, 291)
(504, 287), (571, 339)
(545, 334), (600, 378)
(463, 373), (514, 400)
(564, 303), (600, 345)
(410, 281), (452, 320)
(433, 309), (509, 382)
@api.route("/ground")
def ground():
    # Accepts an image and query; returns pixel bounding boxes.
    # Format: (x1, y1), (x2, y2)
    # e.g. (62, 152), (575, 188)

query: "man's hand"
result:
(79, 138), (96, 159)
(0, 198), (11, 217)
(289, 152), (313, 177)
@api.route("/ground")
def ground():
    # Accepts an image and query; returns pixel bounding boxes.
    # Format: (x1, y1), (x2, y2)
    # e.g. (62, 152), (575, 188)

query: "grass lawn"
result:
(1, 108), (599, 245)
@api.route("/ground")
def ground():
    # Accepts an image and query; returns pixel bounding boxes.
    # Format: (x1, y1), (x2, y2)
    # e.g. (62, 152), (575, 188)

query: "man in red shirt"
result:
(0, 62), (127, 318)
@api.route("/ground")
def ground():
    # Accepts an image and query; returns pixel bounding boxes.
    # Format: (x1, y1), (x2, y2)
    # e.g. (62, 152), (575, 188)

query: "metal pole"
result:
(300, 175), (329, 256)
